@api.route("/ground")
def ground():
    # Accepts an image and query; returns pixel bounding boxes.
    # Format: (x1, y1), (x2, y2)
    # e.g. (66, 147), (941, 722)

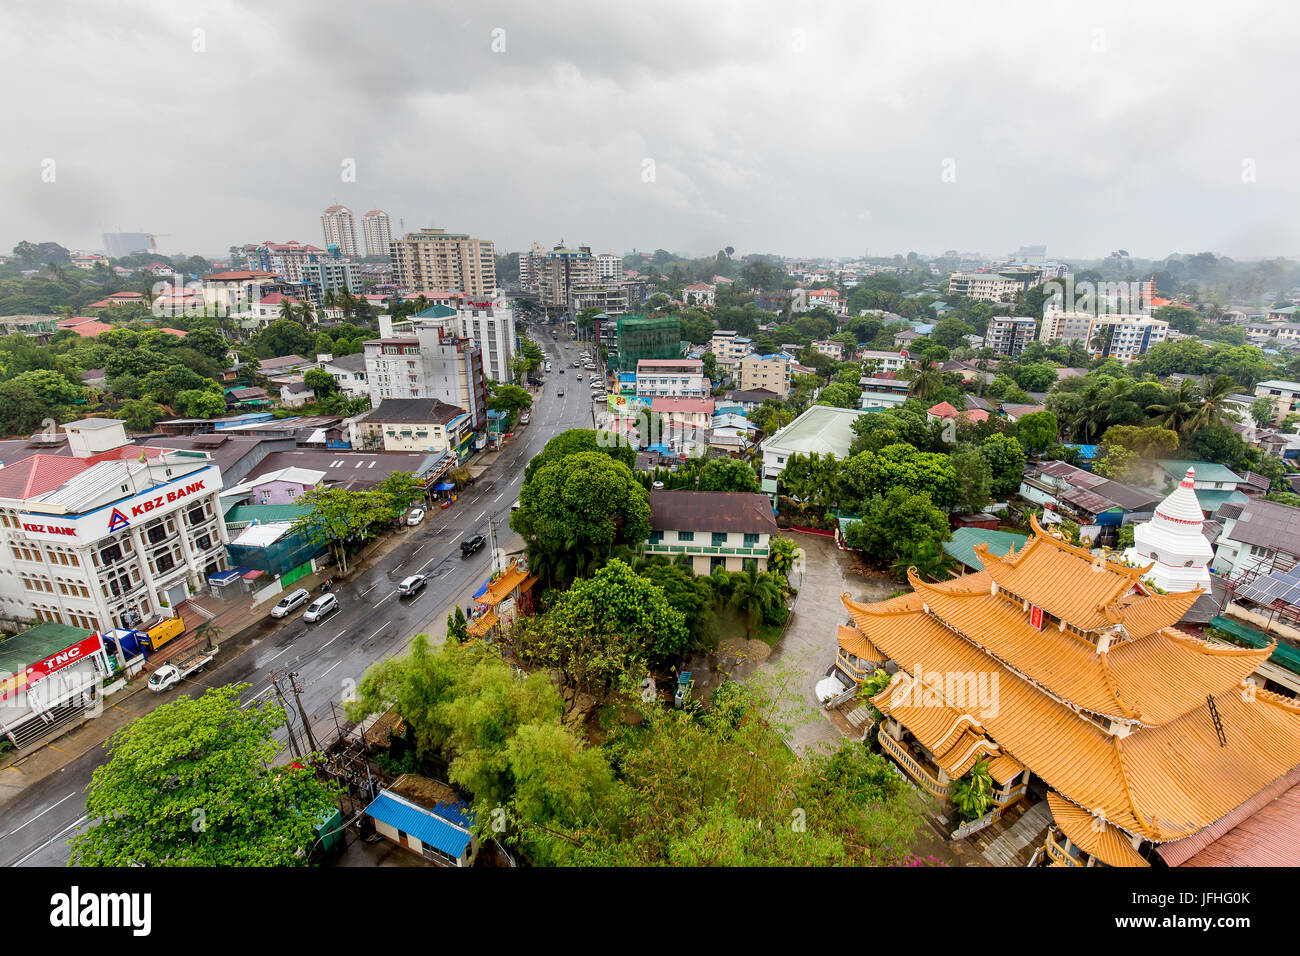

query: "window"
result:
(743, 533), (760, 548)
(712, 532), (727, 547)
(678, 531), (694, 542)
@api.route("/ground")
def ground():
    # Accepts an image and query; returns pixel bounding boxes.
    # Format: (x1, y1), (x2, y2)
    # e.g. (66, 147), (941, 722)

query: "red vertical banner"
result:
(1029, 605), (1044, 630)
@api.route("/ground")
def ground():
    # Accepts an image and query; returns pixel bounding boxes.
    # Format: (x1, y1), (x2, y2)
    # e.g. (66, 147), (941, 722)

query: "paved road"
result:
(0, 324), (593, 867)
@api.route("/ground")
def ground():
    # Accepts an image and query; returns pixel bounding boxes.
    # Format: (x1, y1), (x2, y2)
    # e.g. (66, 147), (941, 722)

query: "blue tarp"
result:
(433, 481), (456, 491)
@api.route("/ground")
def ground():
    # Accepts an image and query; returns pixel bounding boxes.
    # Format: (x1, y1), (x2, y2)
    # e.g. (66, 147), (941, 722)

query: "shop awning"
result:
(433, 482), (456, 491)
(241, 569), (265, 580)
(208, 569), (242, 584)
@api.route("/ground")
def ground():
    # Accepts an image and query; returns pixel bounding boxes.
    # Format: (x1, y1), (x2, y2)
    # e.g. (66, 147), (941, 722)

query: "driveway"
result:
(688, 532), (900, 756)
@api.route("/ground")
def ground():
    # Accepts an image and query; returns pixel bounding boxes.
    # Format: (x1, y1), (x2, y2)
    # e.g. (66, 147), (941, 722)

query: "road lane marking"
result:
(359, 584), (377, 597)
(263, 643), (293, 664)
(366, 621), (392, 642)
(15, 813), (88, 866)
(476, 511), (486, 521)
(322, 660), (343, 676)
(372, 590), (396, 608)
(5, 790), (78, 837)
(494, 493), (503, 502)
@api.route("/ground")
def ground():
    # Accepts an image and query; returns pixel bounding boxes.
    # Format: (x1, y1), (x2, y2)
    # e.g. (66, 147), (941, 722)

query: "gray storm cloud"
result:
(1, 0), (1296, 259)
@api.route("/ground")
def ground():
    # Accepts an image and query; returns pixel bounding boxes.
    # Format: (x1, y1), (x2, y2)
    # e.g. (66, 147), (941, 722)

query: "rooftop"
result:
(763, 405), (870, 459)
(363, 398), (468, 426)
(649, 490), (779, 534)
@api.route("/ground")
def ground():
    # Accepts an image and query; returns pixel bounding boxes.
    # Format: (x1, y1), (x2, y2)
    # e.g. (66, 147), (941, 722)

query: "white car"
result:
(407, 507), (426, 526)
(270, 588), (310, 618)
(303, 593), (339, 622)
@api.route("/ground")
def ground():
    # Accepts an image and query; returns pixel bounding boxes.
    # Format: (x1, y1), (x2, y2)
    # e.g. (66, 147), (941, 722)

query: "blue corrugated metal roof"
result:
(364, 792), (474, 859)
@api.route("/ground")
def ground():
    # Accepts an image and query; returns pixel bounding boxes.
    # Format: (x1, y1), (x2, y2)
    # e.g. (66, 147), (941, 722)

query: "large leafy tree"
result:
(837, 443), (958, 513)
(289, 486), (394, 574)
(979, 433), (1027, 500)
(512, 451), (651, 587)
(70, 685), (338, 866)
(1012, 410), (1059, 454)
(696, 457), (760, 493)
(639, 561), (717, 645)
(523, 428), (635, 483)
(726, 566), (785, 637)
(522, 559), (690, 689)
(949, 446), (993, 514)
(843, 487), (951, 569)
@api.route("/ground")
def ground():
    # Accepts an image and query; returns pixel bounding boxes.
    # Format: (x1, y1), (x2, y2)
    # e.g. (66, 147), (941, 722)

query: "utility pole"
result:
(486, 513), (504, 574)
(271, 675), (302, 760)
(289, 671), (321, 754)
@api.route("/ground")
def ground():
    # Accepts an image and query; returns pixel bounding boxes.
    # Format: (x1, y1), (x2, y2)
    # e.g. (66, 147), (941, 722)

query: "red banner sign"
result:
(0, 632), (104, 703)
(1029, 605), (1045, 630)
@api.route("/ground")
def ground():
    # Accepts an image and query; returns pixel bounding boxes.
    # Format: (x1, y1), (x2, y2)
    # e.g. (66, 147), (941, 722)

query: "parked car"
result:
(398, 573), (428, 596)
(559, 368), (565, 374)
(576, 374), (583, 381)
(460, 534), (486, 557)
(407, 507), (426, 526)
(519, 412), (531, 425)
(270, 588), (311, 618)
(303, 593), (339, 622)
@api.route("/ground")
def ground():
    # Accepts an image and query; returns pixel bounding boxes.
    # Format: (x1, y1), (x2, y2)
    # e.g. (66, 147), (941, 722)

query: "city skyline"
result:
(4, 0), (1299, 261)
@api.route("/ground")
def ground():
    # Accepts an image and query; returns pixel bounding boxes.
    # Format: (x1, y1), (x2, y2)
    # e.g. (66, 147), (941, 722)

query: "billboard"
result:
(606, 394), (649, 416)
(0, 632), (104, 704)
(18, 466), (221, 543)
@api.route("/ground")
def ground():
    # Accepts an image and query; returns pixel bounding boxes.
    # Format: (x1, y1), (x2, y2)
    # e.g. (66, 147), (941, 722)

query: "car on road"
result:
(461, 534), (486, 557)
(303, 593), (339, 622)
(557, 389), (565, 396)
(519, 412), (531, 425)
(559, 368), (565, 374)
(407, 507), (426, 526)
(576, 374), (583, 381)
(270, 588), (311, 618)
(398, 573), (428, 596)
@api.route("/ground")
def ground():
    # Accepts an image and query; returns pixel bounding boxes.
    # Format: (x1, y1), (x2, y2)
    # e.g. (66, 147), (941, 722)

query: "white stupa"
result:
(1123, 466), (1213, 592)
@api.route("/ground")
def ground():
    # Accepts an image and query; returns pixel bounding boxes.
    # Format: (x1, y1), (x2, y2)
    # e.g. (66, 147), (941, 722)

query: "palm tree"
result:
(728, 566), (783, 637)
(950, 759), (994, 821)
(322, 288), (338, 312)
(1146, 377), (1199, 435)
(297, 301), (315, 325)
(279, 298), (296, 322)
(1188, 374), (1242, 433)
(908, 360), (944, 401)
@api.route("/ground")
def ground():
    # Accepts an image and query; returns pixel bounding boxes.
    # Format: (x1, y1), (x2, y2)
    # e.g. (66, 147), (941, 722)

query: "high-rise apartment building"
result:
(361, 210), (393, 258)
(1039, 309), (1169, 362)
(389, 227), (497, 297)
(986, 315), (1039, 356)
(321, 205), (360, 257)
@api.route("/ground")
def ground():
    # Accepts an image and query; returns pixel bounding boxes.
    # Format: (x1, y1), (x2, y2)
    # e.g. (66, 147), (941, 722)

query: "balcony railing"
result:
(878, 730), (951, 799)
(1044, 830), (1081, 867)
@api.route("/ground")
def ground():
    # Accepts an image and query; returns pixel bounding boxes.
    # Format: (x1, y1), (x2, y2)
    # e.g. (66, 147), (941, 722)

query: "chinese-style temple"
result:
(836, 515), (1300, 867)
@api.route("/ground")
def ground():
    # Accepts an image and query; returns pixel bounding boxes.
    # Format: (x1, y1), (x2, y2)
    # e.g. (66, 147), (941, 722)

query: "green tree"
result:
(255, 318), (313, 359)
(175, 388), (226, 418)
(289, 487), (393, 575)
(950, 759), (993, 822)
(639, 562), (717, 646)
(523, 428), (636, 483)
(303, 367), (339, 398)
(1012, 410), (1059, 454)
(696, 457), (760, 493)
(512, 451), (651, 587)
(767, 537), (801, 578)
(980, 433), (1027, 500)
(118, 398), (164, 431)
(0, 380), (48, 435)
(949, 446), (993, 514)
(11, 369), (83, 407)
(843, 488), (951, 569)
(816, 381), (861, 409)
(447, 606), (469, 643)
(70, 685), (338, 866)
(376, 471), (427, 517)
(727, 566), (785, 637)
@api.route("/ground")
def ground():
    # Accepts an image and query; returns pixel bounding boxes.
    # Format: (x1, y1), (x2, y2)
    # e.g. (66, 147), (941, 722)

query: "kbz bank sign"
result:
(18, 467), (221, 543)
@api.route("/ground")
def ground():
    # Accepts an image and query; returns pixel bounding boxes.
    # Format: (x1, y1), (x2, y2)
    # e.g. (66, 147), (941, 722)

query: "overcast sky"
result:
(4, 0), (1298, 261)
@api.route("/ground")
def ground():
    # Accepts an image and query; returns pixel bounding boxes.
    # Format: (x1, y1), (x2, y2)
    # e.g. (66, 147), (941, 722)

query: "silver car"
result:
(270, 588), (310, 618)
(398, 573), (427, 597)
(303, 593), (339, 622)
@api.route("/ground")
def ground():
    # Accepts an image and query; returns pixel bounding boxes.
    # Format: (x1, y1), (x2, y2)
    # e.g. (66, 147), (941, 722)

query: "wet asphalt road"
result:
(0, 325), (597, 867)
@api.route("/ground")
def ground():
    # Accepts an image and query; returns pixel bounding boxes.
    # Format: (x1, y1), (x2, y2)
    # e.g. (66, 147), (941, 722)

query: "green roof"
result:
(942, 527), (1029, 570)
(224, 503), (312, 523)
(1189, 489), (1248, 513)
(413, 304), (457, 319)
(1157, 460), (1244, 484)
(0, 621), (94, 674)
(1209, 615), (1300, 676)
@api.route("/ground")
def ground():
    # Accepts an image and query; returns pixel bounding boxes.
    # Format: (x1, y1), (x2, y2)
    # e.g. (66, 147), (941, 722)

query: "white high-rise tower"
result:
(321, 204), (359, 257)
(361, 210), (393, 258)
